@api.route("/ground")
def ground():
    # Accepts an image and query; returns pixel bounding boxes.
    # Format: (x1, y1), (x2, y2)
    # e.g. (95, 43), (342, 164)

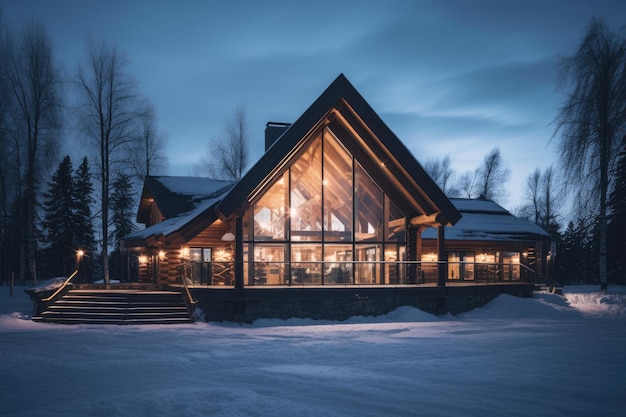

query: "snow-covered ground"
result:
(1, 285), (625, 417)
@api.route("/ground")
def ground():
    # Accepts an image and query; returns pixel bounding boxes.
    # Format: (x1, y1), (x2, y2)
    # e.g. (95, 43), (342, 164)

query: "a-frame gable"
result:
(216, 74), (460, 226)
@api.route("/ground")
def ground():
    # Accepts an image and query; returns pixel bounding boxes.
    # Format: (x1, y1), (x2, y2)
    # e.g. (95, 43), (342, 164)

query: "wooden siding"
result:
(148, 219), (233, 286)
(186, 219), (231, 247)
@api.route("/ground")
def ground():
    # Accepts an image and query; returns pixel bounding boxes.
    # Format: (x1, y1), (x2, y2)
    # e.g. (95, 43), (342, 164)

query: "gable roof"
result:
(422, 198), (550, 242)
(215, 74), (461, 226)
(126, 176), (234, 248)
(137, 176), (234, 224)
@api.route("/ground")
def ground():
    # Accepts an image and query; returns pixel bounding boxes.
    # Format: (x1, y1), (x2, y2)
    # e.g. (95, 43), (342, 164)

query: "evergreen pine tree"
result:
(607, 136), (626, 284)
(557, 219), (595, 285)
(109, 173), (137, 281)
(73, 157), (97, 282)
(41, 156), (75, 277)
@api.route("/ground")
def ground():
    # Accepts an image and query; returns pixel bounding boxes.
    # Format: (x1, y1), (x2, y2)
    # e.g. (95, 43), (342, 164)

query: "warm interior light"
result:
(215, 248), (232, 261)
(422, 253), (437, 262)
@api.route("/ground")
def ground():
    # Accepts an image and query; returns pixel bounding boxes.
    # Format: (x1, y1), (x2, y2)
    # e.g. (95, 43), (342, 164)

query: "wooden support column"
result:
(234, 216), (244, 290)
(437, 225), (447, 287)
(233, 215), (245, 318)
(407, 225), (418, 283)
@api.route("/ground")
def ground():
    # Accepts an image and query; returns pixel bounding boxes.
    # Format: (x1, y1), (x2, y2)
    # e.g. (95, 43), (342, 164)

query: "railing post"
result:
(437, 225), (447, 287)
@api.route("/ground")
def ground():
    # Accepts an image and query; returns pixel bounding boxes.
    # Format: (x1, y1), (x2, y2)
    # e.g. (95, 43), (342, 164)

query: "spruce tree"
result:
(109, 173), (137, 281)
(41, 156), (75, 277)
(73, 157), (97, 281)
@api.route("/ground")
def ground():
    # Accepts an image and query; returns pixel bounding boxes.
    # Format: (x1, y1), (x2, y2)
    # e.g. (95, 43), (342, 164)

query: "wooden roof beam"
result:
(410, 212), (445, 227)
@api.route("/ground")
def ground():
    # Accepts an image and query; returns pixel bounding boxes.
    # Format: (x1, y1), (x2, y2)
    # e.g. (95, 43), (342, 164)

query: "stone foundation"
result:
(190, 284), (534, 323)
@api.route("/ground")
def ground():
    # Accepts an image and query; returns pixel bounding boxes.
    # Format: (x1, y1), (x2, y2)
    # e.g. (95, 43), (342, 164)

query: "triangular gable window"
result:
(245, 125), (409, 285)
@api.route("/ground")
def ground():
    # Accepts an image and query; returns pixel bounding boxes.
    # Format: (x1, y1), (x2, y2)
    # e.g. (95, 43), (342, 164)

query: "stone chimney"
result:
(264, 122), (292, 151)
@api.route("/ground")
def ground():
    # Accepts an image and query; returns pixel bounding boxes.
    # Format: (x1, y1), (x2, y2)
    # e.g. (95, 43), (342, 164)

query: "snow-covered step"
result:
(33, 288), (193, 325)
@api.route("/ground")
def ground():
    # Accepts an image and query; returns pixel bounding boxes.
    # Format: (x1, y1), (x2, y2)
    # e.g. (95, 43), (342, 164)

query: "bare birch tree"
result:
(523, 168), (543, 224)
(126, 101), (168, 184)
(193, 105), (249, 181)
(520, 166), (560, 234)
(424, 155), (457, 196)
(456, 171), (477, 199)
(75, 37), (140, 284)
(554, 18), (626, 292)
(4, 21), (61, 283)
(475, 147), (510, 202)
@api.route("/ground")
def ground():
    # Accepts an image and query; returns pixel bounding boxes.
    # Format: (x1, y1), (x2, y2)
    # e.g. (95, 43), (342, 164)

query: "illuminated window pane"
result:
(323, 129), (352, 241)
(386, 196), (405, 242)
(355, 162), (383, 241)
(384, 244), (405, 284)
(323, 244), (352, 284)
(291, 244), (322, 284)
(253, 172), (287, 241)
(291, 134), (323, 241)
(355, 244), (380, 284)
(254, 244), (286, 285)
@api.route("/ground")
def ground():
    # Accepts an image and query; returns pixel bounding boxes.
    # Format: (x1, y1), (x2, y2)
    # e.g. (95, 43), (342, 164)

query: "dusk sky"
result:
(3, 0), (625, 209)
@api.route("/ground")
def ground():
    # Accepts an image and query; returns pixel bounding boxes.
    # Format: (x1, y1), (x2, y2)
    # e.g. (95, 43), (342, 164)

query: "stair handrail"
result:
(42, 270), (79, 302)
(519, 263), (540, 284)
(180, 274), (196, 317)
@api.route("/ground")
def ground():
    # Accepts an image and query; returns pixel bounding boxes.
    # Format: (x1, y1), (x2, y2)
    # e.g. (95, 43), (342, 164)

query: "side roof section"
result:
(137, 176), (234, 223)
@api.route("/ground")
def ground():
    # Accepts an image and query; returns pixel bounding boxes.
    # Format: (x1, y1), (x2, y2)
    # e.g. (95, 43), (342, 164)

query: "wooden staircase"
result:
(33, 288), (193, 325)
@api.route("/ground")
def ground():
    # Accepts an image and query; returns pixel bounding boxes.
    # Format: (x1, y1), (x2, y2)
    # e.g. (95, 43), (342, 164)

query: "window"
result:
(245, 126), (407, 286)
(254, 173), (287, 241)
(253, 244), (285, 285)
(448, 252), (474, 281)
(324, 244), (352, 284)
(323, 131), (352, 241)
(502, 251), (521, 280)
(291, 134), (322, 241)
(291, 244), (322, 284)
(185, 248), (212, 285)
(355, 162), (383, 241)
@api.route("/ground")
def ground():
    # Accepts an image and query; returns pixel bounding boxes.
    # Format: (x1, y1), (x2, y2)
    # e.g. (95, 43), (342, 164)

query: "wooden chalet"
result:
(121, 74), (546, 321)
(420, 198), (553, 284)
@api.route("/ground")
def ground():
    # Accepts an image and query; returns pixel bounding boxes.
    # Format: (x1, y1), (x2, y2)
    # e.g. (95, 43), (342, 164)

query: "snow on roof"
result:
(126, 194), (225, 241)
(154, 176), (234, 199)
(422, 198), (550, 241)
(449, 198), (509, 214)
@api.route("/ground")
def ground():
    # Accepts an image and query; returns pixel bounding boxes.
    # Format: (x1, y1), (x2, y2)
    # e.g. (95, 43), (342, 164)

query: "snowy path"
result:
(1, 286), (624, 417)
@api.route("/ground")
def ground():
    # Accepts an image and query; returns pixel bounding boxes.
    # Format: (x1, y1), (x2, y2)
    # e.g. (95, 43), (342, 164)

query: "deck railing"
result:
(178, 260), (539, 287)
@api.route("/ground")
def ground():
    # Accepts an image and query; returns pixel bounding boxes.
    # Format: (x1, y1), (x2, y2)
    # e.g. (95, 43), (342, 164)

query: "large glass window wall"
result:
(246, 127), (408, 286)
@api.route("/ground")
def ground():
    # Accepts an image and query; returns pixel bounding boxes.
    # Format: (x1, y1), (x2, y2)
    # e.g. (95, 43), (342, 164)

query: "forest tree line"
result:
(0, 14), (624, 289)
(424, 18), (626, 288)
(0, 14), (167, 284)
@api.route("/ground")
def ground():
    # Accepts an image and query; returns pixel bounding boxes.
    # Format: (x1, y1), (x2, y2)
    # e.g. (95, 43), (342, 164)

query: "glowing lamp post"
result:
(76, 249), (84, 270)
